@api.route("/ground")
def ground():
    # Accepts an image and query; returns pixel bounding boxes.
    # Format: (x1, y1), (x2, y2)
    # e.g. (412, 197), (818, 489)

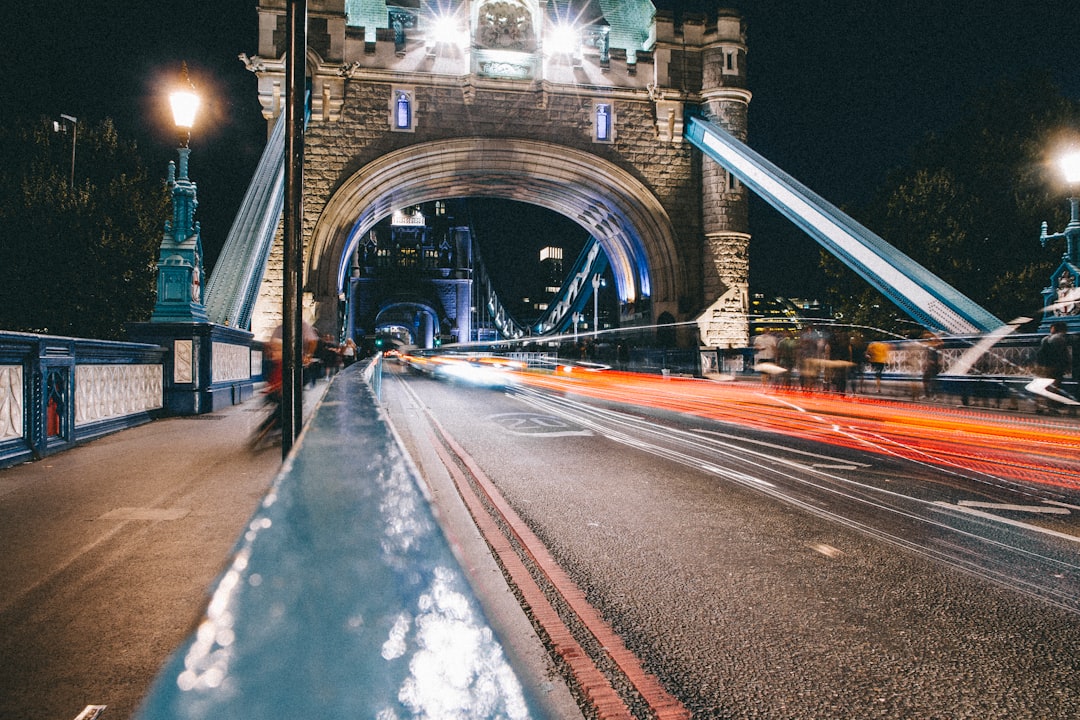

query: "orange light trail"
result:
(517, 369), (1080, 491)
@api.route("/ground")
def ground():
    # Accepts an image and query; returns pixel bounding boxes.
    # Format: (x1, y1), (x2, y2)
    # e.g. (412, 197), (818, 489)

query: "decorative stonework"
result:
(697, 285), (750, 349)
(0, 365), (23, 441)
(476, 1), (534, 50)
(74, 364), (163, 426)
(213, 342), (252, 383)
(175, 340), (194, 383)
(251, 349), (264, 379)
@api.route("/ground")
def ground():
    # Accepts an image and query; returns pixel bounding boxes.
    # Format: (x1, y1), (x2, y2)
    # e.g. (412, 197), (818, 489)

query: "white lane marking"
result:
(934, 502), (1080, 544)
(700, 463), (776, 487)
(699, 429), (872, 468)
(1045, 500), (1080, 511)
(957, 501), (1070, 515)
(810, 543), (844, 558)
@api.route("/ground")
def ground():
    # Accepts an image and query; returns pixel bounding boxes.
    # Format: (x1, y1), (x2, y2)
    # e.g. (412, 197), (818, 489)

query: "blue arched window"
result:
(595, 103), (612, 142)
(394, 90), (412, 130)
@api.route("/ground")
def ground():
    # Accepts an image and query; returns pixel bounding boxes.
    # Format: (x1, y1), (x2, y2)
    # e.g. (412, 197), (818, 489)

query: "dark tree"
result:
(823, 73), (1080, 334)
(0, 118), (168, 339)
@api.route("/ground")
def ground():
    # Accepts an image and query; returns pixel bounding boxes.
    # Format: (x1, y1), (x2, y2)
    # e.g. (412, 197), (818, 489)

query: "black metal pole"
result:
(282, 0), (306, 457)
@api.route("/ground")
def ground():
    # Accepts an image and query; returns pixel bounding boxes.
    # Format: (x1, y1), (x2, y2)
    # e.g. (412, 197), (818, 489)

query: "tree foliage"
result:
(823, 73), (1080, 334)
(0, 118), (168, 339)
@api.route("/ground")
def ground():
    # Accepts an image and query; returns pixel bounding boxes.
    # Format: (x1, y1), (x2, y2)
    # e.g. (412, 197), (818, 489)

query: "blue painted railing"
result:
(134, 358), (551, 719)
(0, 332), (166, 469)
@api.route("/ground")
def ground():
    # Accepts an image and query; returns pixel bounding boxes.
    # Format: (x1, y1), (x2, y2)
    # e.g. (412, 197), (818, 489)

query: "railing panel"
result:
(0, 332), (166, 468)
(0, 364), (23, 442)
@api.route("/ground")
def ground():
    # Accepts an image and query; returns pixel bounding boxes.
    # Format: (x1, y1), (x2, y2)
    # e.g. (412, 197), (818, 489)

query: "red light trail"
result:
(518, 369), (1080, 492)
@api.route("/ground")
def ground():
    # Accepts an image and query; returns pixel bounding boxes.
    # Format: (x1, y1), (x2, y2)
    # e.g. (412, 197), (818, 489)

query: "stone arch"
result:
(374, 299), (443, 348)
(306, 137), (681, 328)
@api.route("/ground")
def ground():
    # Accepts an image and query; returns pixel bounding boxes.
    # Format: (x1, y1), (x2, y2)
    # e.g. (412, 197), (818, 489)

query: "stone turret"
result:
(696, 7), (751, 348)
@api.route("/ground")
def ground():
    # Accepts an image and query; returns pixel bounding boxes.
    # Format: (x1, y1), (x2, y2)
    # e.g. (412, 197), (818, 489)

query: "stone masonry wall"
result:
(302, 79), (705, 312)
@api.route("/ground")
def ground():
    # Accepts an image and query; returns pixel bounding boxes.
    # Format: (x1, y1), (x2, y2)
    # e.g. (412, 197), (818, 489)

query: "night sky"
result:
(4, 1), (1079, 299)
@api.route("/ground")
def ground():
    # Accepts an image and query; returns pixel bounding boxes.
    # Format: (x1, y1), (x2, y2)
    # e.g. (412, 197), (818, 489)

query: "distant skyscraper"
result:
(533, 246), (565, 315)
(539, 245), (563, 280)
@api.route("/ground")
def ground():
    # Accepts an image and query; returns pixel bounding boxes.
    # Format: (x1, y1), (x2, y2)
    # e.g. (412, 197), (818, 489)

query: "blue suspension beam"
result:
(202, 112), (286, 329)
(532, 238), (609, 336)
(685, 116), (1003, 335)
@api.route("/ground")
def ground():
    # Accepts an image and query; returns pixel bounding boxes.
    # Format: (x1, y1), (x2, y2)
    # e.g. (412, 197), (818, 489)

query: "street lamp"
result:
(591, 273), (605, 339)
(1040, 151), (1080, 264)
(1038, 149), (1080, 331)
(52, 114), (77, 189)
(151, 63), (208, 323)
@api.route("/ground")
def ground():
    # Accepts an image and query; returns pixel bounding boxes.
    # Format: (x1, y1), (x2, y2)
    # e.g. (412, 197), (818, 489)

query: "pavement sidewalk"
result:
(0, 386), (326, 720)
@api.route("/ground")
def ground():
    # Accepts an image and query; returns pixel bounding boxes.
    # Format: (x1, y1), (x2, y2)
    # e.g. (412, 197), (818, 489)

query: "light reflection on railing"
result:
(134, 359), (544, 719)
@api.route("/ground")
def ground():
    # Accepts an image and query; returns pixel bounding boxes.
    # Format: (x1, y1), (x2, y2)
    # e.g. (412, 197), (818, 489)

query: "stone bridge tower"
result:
(244, 0), (750, 348)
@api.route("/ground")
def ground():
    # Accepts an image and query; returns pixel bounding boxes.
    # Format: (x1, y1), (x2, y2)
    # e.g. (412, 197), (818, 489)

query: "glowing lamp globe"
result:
(1060, 151), (1080, 186)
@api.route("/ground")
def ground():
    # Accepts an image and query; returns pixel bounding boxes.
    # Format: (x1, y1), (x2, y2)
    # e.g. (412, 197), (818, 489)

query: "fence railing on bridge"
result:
(0, 332), (167, 469)
(133, 357), (558, 719)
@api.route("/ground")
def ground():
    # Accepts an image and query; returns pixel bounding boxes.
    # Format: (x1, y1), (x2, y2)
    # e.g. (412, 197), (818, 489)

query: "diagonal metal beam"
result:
(686, 116), (1003, 335)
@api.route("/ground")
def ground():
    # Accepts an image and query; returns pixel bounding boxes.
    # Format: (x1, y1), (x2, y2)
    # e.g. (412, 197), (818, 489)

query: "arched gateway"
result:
(244, 0), (752, 348)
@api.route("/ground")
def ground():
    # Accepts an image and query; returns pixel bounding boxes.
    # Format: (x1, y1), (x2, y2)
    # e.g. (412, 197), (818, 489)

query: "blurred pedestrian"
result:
(752, 331), (779, 384)
(825, 329), (853, 394)
(797, 326), (824, 390)
(865, 340), (890, 393)
(920, 333), (942, 399)
(1037, 322), (1072, 388)
(776, 332), (797, 387)
(318, 334), (342, 377)
(342, 337), (357, 367)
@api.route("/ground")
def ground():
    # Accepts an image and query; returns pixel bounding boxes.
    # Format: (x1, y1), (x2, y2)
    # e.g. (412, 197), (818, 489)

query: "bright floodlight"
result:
(430, 14), (465, 47)
(548, 23), (579, 55)
(1060, 151), (1080, 185)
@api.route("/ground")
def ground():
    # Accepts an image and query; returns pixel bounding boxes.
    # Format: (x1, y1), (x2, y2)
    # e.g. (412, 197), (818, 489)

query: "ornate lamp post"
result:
(1038, 150), (1080, 330)
(151, 63), (209, 323)
(131, 63), (258, 416)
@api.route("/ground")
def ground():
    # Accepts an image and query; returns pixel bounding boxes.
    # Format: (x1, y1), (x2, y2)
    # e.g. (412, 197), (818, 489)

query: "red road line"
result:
(425, 413), (691, 720)
(427, 430), (634, 719)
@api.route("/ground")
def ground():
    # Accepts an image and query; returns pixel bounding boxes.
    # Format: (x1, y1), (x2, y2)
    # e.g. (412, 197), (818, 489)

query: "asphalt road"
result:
(382, 365), (1080, 719)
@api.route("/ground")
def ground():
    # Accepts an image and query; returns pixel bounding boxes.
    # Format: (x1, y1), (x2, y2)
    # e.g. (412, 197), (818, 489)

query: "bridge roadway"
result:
(2, 363), (1078, 719)
(383, 361), (1080, 718)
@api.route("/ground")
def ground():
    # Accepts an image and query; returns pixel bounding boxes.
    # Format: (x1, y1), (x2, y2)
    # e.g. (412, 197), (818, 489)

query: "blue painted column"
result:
(1039, 196), (1080, 333)
(151, 149), (209, 323)
(130, 136), (255, 414)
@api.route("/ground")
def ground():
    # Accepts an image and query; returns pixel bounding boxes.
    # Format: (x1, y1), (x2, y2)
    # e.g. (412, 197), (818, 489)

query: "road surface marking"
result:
(934, 502), (1080, 544)
(957, 501), (1070, 515)
(810, 543), (844, 558)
